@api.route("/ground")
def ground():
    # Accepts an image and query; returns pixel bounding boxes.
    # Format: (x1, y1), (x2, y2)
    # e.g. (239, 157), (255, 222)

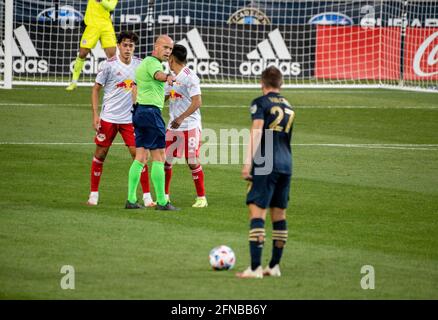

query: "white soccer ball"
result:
(209, 245), (236, 270)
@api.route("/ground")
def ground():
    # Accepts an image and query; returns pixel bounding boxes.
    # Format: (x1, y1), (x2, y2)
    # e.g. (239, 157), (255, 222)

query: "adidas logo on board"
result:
(0, 25), (48, 73)
(177, 28), (220, 75)
(239, 28), (301, 76)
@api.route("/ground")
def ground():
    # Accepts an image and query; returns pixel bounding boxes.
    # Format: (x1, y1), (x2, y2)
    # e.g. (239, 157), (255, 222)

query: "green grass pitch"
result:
(0, 87), (437, 299)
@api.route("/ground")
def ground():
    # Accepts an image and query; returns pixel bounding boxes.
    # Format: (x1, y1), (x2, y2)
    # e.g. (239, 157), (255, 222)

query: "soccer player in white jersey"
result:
(87, 31), (155, 207)
(164, 44), (207, 208)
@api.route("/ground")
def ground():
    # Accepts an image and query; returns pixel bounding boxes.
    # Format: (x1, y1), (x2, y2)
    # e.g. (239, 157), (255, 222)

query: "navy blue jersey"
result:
(250, 92), (295, 175)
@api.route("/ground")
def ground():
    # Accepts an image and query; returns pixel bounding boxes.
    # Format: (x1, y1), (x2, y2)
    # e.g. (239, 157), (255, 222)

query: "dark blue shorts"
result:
(246, 172), (291, 209)
(133, 105), (166, 150)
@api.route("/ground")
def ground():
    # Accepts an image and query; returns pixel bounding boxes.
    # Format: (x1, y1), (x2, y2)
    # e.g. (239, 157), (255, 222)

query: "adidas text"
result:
(187, 59), (220, 76)
(239, 59), (301, 76)
(69, 56), (106, 75)
(0, 25), (48, 74)
(0, 57), (48, 74)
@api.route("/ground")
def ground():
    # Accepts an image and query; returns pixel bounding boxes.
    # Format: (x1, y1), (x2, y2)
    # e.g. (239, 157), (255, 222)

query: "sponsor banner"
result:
(0, 25), (49, 74)
(14, 0), (438, 27)
(1, 24), (316, 79)
(227, 7), (271, 25)
(154, 25), (316, 78)
(315, 26), (401, 80)
(37, 5), (84, 30)
(0, 23), (110, 75)
(403, 28), (438, 80)
(2, 22), (435, 82)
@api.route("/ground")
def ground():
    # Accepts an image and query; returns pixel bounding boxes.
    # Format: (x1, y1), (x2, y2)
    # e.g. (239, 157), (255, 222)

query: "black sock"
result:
(249, 218), (265, 271)
(270, 220), (288, 268)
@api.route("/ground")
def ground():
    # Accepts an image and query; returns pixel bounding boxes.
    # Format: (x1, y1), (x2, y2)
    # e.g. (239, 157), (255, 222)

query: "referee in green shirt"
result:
(126, 35), (179, 210)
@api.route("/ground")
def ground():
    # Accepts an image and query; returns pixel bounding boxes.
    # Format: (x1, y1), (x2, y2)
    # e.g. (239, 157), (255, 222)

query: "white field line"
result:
(0, 103), (437, 109)
(9, 88), (430, 94)
(0, 142), (437, 151)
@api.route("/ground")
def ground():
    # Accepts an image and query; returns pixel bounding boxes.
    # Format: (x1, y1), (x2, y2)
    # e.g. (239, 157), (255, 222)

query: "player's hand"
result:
(166, 74), (176, 86)
(241, 164), (252, 181)
(170, 116), (183, 129)
(93, 115), (100, 132)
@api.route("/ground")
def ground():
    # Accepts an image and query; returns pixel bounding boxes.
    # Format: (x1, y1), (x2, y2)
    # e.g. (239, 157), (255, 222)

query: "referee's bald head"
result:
(153, 34), (174, 62)
(155, 35), (173, 46)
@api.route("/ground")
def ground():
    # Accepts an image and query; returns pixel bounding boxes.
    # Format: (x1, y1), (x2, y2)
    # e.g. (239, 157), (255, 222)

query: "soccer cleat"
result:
(192, 197), (208, 208)
(87, 192), (99, 206)
(125, 200), (145, 209)
(263, 264), (281, 277)
(155, 202), (180, 211)
(66, 82), (77, 91)
(235, 266), (263, 279)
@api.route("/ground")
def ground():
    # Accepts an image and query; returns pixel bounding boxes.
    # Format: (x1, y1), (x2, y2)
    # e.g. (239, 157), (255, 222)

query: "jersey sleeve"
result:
(146, 58), (163, 80)
(187, 76), (201, 97)
(95, 61), (109, 86)
(250, 98), (264, 120)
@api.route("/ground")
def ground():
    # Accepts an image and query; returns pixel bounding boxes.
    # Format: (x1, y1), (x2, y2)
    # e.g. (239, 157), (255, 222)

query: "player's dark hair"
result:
(117, 31), (139, 44)
(261, 66), (283, 89)
(171, 44), (188, 64)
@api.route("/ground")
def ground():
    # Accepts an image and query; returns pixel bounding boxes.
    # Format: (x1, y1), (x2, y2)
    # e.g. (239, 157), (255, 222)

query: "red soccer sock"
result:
(191, 165), (205, 197)
(140, 164), (150, 193)
(90, 156), (104, 192)
(164, 162), (173, 195)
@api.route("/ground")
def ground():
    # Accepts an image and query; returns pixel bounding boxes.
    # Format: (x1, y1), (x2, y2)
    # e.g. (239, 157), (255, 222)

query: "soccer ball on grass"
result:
(209, 245), (236, 270)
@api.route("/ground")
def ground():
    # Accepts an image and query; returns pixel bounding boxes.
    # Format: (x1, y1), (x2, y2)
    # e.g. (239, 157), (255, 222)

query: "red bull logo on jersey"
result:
(169, 89), (184, 100)
(115, 79), (135, 91)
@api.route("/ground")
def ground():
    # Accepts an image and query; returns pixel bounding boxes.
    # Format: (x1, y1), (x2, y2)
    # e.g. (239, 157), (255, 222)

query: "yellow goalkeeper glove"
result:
(97, 0), (118, 12)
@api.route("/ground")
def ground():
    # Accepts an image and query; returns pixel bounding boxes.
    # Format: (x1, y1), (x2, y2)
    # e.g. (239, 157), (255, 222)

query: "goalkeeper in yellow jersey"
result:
(66, 0), (118, 91)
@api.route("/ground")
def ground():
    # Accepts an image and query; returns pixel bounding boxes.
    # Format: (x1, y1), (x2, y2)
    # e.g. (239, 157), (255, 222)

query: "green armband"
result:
(101, 0), (118, 12)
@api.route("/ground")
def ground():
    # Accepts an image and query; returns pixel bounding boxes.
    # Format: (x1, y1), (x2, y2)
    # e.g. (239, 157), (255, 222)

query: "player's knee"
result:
(95, 148), (109, 160)
(136, 155), (147, 164)
(187, 161), (199, 170)
(151, 149), (165, 162)
(104, 47), (116, 58)
(78, 48), (90, 59)
(271, 208), (286, 221)
(128, 147), (136, 159)
(164, 161), (172, 170)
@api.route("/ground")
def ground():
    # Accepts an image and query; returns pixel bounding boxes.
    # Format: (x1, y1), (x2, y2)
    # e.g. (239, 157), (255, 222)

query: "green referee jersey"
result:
(135, 56), (165, 110)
